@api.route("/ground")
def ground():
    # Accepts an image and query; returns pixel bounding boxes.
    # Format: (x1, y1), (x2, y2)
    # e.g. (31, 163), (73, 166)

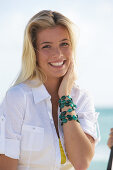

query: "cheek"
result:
(37, 54), (47, 67)
(63, 48), (73, 58)
(66, 53), (73, 64)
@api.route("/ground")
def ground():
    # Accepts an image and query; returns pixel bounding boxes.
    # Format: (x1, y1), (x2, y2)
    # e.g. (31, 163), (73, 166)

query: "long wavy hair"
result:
(14, 10), (78, 87)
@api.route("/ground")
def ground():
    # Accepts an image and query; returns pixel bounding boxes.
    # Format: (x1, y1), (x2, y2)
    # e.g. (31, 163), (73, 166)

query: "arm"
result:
(61, 105), (95, 170)
(63, 115), (95, 170)
(0, 86), (25, 169)
(0, 155), (18, 170)
(58, 60), (95, 170)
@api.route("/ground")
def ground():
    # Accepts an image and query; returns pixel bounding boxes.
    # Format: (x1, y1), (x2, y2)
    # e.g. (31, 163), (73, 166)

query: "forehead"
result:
(37, 25), (70, 43)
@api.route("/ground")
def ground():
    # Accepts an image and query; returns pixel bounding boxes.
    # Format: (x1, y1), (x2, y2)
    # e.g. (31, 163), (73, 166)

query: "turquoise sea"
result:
(88, 108), (113, 170)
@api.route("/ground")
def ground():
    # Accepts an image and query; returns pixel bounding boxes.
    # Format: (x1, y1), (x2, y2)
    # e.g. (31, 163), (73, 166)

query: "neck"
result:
(44, 77), (62, 97)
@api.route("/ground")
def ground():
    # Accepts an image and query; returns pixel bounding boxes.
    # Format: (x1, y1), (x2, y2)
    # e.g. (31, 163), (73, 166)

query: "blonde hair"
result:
(14, 10), (78, 87)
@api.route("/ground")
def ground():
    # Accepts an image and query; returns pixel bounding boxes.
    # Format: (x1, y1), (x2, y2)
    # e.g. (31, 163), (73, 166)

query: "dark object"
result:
(107, 146), (113, 170)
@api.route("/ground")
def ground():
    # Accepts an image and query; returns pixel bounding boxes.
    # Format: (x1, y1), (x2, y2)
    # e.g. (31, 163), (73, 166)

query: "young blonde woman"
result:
(0, 10), (99, 170)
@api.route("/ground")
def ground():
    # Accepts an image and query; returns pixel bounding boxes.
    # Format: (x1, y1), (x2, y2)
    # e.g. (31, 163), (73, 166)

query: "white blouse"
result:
(0, 82), (99, 170)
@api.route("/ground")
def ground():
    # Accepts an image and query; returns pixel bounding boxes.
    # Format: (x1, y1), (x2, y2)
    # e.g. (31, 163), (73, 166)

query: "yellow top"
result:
(59, 138), (66, 164)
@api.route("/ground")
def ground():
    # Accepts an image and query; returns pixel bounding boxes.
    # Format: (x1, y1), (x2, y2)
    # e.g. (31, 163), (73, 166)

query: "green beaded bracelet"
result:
(60, 114), (80, 126)
(59, 95), (79, 125)
(59, 99), (77, 110)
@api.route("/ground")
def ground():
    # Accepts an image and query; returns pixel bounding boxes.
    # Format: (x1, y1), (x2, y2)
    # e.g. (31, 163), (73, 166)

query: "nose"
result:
(52, 47), (63, 58)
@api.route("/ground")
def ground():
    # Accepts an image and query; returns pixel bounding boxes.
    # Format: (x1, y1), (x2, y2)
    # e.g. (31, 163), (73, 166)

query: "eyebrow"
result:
(60, 38), (70, 42)
(40, 41), (52, 45)
(40, 38), (70, 45)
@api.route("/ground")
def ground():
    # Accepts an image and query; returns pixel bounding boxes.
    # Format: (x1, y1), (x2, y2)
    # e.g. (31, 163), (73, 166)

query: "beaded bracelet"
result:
(58, 95), (77, 111)
(60, 114), (79, 126)
(59, 95), (80, 125)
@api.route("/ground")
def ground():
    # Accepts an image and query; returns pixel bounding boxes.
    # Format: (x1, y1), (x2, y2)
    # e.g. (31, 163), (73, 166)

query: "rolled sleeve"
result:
(79, 112), (99, 141)
(0, 85), (26, 159)
(75, 89), (100, 142)
(5, 139), (20, 159)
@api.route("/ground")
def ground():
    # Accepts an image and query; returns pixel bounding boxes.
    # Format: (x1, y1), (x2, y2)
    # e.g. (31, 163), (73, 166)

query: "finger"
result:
(68, 61), (74, 73)
(70, 59), (75, 72)
(69, 60), (77, 79)
(71, 57), (76, 66)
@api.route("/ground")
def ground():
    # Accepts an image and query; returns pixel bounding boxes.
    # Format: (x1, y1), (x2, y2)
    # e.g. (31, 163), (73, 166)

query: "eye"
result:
(42, 45), (51, 49)
(60, 42), (69, 47)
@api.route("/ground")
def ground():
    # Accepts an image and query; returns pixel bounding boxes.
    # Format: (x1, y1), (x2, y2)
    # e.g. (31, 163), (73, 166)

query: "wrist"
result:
(58, 95), (79, 126)
(59, 92), (71, 99)
(61, 106), (77, 116)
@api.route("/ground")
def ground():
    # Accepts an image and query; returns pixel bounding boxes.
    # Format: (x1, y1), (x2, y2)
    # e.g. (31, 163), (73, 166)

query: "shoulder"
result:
(5, 84), (24, 101)
(6, 83), (31, 99)
(0, 83), (31, 118)
(71, 84), (99, 141)
(1, 83), (32, 108)
(71, 84), (93, 102)
(71, 84), (95, 112)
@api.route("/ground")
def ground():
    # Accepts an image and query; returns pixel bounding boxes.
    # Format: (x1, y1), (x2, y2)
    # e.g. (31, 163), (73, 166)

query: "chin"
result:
(46, 69), (68, 79)
(53, 72), (67, 78)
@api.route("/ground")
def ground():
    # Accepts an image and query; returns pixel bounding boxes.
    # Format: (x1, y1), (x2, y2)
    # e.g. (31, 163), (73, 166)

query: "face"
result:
(36, 25), (73, 80)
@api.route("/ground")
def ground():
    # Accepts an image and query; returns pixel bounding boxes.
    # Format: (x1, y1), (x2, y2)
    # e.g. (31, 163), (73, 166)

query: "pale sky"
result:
(0, 0), (113, 107)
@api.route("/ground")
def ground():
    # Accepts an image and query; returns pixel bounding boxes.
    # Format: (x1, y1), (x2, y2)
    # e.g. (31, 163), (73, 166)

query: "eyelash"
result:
(61, 42), (69, 47)
(42, 42), (69, 49)
(42, 45), (51, 49)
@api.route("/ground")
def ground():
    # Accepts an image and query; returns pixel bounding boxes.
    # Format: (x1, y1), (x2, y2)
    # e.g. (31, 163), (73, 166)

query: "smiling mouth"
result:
(49, 60), (66, 67)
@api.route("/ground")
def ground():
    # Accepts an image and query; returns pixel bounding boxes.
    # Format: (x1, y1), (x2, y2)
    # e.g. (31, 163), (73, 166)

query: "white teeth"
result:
(50, 61), (64, 66)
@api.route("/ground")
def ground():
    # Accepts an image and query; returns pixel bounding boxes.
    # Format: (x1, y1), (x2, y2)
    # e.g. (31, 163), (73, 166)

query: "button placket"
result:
(46, 98), (53, 120)
(46, 99), (56, 132)
(46, 99), (61, 169)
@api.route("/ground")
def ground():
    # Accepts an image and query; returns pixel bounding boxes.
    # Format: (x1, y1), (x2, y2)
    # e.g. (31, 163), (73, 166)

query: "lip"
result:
(48, 59), (66, 64)
(48, 60), (66, 68)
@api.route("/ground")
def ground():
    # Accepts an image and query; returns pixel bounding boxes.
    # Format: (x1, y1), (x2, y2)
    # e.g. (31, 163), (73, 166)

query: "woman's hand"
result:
(58, 58), (77, 98)
(107, 128), (113, 148)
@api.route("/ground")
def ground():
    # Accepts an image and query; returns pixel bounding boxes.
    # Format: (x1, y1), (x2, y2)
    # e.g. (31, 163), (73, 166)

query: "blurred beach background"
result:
(0, 0), (113, 169)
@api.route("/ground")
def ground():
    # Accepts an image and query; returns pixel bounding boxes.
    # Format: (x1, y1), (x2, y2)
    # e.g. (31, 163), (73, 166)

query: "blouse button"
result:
(0, 116), (5, 122)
